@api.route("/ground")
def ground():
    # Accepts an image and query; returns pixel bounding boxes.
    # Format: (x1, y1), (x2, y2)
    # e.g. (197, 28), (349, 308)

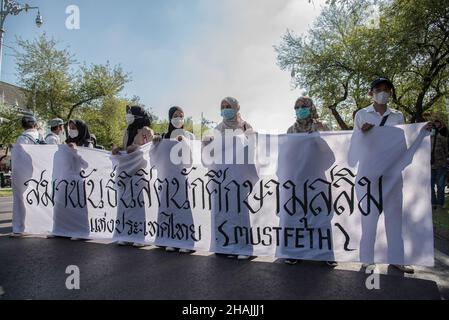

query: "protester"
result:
(161, 106), (195, 141)
(12, 115), (47, 237)
(216, 97), (253, 134)
(208, 97), (256, 260)
(111, 105), (154, 247)
(152, 106), (195, 254)
(430, 119), (448, 209)
(112, 105), (154, 155)
(202, 97), (254, 147)
(287, 96), (328, 134)
(66, 120), (94, 148)
(45, 118), (65, 145)
(16, 115), (45, 145)
(284, 96), (337, 267)
(354, 78), (405, 131)
(354, 77), (414, 274)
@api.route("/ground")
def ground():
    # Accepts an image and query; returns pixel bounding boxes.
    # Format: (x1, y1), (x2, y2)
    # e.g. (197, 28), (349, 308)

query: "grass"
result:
(0, 188), (12, 197)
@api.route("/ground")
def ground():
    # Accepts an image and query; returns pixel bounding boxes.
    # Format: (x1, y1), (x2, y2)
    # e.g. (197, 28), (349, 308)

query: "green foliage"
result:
(0, 104), (23, 146)
(15, 33), (130, 122)
(276, 0), (449, 128)
(77, 97), (129, 150)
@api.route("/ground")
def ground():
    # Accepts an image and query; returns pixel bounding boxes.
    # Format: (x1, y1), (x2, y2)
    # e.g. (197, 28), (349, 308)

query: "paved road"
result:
(0, 196), (448, 300)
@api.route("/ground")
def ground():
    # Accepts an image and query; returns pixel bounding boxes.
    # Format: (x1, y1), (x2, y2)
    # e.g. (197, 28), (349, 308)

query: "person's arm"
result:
(112, 130), (128, 155)
(315, 121), (330, 132)
(187, 131), (196, 140)
(354, 111), (374, 132)
(243, 122), (254, 133)
(111, 146), (121, 155)
(354, 111), (362, 131)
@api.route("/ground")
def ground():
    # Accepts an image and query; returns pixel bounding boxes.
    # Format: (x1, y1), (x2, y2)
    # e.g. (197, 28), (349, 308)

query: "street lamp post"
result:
(0, 0), (43, 80)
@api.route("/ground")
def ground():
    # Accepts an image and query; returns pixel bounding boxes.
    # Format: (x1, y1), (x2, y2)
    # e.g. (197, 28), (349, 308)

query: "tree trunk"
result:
(414, 91), (426, 123)
(329, 107), (350, 130)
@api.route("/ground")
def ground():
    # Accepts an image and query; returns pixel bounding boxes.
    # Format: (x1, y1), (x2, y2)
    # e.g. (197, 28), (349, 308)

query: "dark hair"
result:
(66, 119), (92, 147)
(126, 105), (152, 147)
(370, 78), (397, 101)
(163, 106), (184, 139)
(21, 116), (37, 130)
(370, 78), (394, 91)
(51, 125), (61, 132)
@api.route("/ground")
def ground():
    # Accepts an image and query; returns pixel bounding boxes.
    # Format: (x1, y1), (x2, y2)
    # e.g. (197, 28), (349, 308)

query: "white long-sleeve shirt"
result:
(354, 105), (405, 130)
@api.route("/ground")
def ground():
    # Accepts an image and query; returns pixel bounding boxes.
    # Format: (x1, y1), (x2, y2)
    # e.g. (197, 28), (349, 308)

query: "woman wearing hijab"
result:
(66, 120), (94, 148)
(284, 96), (337, 267)
(216, 97), (253, 133)
(287, 96), (328, 134)
(161, 106), (195, 141)
(206, 97), (257, 260)
(202, 96), (254, 146)
(61, 119), (92, 241)
(152, 106), (195, 253)
(112, 105), (154, 155)
(110, 105), (154, 247)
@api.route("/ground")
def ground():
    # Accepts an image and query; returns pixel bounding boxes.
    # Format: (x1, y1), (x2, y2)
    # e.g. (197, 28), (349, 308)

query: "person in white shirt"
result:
(45, 118), (65, 145)
(16, 115), (42, 145)
(354, 78), (414, 274)
(354, 78), (405, 131)
(12, 115), (41, 238)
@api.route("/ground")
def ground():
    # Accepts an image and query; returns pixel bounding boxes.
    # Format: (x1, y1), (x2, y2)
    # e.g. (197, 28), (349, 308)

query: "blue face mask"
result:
(296, 107), (311, 120)
(221, 108), (236, 120)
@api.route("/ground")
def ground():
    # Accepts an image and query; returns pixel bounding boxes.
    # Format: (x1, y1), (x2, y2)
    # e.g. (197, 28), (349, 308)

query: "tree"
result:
(15, 33), (130, 122)
(0, 104), (23, 162)
(78, 96), (128, 150)
(275, 0), (449, 128)
(276, 1), (375, 129)
(382, 0), (449, 122)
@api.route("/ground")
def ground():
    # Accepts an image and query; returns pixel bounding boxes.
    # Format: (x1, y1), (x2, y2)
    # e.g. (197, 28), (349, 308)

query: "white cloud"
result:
(152, 0), (327, 133)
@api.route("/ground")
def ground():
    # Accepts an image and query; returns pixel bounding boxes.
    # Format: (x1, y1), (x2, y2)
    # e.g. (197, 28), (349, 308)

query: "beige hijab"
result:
(215, 97), (253, 133)
(288, 96), (327, 133)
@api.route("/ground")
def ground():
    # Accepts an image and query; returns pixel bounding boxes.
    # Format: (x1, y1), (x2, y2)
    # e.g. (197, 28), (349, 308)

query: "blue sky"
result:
(2, 0), (326, 132)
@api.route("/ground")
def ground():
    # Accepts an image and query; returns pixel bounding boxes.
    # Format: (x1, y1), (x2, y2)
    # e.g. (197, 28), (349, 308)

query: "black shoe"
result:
(326, 261), (338, 267)
(284, 259), (298, 265)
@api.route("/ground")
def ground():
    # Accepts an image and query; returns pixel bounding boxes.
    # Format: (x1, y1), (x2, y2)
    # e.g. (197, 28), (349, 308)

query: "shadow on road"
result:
(0, 237), (442, 300)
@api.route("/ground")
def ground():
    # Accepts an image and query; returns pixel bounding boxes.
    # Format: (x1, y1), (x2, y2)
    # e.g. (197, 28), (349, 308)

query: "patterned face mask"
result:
(296, 107), (311, 120)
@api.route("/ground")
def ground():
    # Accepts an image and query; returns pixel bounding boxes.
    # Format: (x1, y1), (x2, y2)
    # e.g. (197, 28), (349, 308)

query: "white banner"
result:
(12, 123), (434, 266)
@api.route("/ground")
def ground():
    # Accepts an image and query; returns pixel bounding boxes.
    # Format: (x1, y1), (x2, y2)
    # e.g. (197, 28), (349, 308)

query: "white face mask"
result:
(171, 117), (184, 129)
(373, 91), (390, 105)
(68, 129), (79, 138)
(125, 114), (135, 125)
